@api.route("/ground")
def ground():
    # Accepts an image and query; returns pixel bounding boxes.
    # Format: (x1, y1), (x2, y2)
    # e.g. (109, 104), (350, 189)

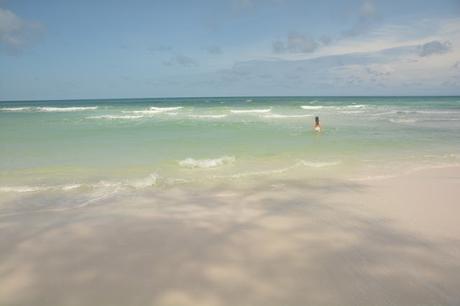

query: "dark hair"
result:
(315, 116), (320, 124)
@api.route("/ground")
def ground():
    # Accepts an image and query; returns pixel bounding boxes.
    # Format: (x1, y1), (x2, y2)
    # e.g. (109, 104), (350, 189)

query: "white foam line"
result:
(345, 104), (367, 108)
(389, 118), (418, 124)
(150, 106), (183, 111)
(0, 107), (32, 111)
(300, 161), (341, 168)
(0, 187), (119, 218)
(340, 110), (366, 114)
(87, 115), (144, 120)
(211, 164), (298, 179)
(264, 114), (313, 119)
(37, 106), (98, 112)
(189, 114), (228, 119)
(1, 106), (98, 112)
(179, 156), (235, 169)
(301, 105), (324, 110)
(211, 160), (340, 179)
(120, 106), (183, 116)
(230, 108), (271, 114)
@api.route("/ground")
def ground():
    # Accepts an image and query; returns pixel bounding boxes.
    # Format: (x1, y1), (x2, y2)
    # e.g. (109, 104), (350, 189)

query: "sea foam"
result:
(1, 106), (98, 112)
(0, 107), (32, 111)
(125, 173), (159, 188)
(0, 186), (48, 193)
(230, 108), (271, 114)
(179, 156), (235, 168)
(300, 105), (324, 110)
(189, 114), (228, 119)
(150, 106), (183, 112)
(123, 106), (183, 115)
(0, 183), (82, 193)
(345, 104), (367, 108)
(264, 114), (313, 119)
(37, 106), (98, 112)
(300, 160), (341, 168)
(389, 118), (418, 124)
(87, 115), (143, 120)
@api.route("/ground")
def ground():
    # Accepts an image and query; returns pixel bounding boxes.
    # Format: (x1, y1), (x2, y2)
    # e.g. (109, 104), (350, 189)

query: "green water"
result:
(1, 96), (459, 190)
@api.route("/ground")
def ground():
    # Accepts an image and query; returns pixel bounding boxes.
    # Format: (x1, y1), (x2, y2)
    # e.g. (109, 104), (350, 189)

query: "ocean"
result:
(1, 96), (459, 195)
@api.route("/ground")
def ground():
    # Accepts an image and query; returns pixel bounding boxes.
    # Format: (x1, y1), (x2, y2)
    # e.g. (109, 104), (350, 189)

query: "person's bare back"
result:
(314, 116), (321, 132)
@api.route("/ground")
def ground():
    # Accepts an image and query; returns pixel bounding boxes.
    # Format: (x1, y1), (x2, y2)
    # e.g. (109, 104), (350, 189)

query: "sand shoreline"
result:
(0, 166), (459, 305)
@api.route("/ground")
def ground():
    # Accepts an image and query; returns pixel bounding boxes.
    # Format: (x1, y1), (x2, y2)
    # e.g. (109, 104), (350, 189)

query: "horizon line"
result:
(1, 94), (460, 103)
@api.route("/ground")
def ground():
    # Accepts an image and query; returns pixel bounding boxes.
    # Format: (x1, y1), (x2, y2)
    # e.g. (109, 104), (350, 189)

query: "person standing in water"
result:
(314, 116), (321, 132)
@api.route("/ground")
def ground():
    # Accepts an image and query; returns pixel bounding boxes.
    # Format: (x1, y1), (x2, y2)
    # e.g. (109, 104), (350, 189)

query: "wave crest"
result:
(189, 114), (228, 119)
(264, 114), (313, 119)
(0, 107), (32, 111)
(301, 105), (324, 110)
(87, 115), (143, 120)
(37, 107), (98, 112)
(1, 106), (98, 112)
(179, 156), (235, 168)
(230, 108), (271, 114)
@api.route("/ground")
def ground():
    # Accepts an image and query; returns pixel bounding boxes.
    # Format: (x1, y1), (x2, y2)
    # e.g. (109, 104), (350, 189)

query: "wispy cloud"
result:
(232, 0), (285, 11)
(290, 17), (460, 61)
(205, 45), (222, 55)
(148, 45), (173, 53)
(0, 7), (43, 55)
(269, 0), (382, 58)
(418, 40), (452, 57)
(163, 54), (197, 67)
(343, 0), (381, 37)
(273, 33), (320, 54)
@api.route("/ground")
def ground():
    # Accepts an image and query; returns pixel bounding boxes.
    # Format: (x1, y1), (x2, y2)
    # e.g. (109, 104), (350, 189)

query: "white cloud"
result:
(0, 7), (43, 54)
(214, 28), (460, 95)
(291, 17), (460, 60)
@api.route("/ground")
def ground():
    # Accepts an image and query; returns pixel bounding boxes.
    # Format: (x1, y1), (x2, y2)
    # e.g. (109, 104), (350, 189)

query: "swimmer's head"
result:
(315, 116), (320, 125)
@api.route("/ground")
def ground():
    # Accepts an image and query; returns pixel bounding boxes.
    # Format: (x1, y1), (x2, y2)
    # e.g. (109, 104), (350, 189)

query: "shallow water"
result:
(1, 96), (459, 194)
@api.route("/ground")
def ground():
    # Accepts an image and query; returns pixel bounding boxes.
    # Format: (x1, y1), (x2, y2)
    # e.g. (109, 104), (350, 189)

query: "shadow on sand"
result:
(0, 177), (459, 306)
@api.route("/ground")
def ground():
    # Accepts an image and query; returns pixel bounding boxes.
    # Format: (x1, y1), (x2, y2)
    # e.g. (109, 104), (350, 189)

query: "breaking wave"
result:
(301, 105), (324, 110)
(189, 114), (228, 119)
(1, 106), (98, 112)
(264, 114), (313, 118)
(37, 107), (98, 112)
(345, 104), (367, 108)
(123, 106), (183, 115)
(0, 107), (32, 111)
(230, 108), (271, 114)
(87, 115), (143, 120)
(179, 156), (235, 168)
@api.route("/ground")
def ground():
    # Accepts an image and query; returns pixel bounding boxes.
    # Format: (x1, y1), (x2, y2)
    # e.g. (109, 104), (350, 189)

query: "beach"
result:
(1, 96), (459, 305)
(1, 165), (459, 306)
(2, 0), (460, 303)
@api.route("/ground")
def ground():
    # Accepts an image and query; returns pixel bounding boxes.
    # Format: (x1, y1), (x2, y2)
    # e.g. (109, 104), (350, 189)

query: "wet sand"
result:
(0, 166), (459, 306)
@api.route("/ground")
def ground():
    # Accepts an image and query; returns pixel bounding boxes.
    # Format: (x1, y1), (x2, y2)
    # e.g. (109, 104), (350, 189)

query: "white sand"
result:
(0, 166), (459, 306)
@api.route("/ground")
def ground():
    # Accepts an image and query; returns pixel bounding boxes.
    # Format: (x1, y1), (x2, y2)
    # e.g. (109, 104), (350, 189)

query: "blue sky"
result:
(1, 0), (459, 100)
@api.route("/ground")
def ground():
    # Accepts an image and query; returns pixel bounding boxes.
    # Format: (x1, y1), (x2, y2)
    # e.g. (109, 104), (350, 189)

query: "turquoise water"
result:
(1, 96), (459, 192)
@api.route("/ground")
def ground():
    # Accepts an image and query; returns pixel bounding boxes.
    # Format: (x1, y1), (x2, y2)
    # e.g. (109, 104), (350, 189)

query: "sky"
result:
(0, 0), (460, 100)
